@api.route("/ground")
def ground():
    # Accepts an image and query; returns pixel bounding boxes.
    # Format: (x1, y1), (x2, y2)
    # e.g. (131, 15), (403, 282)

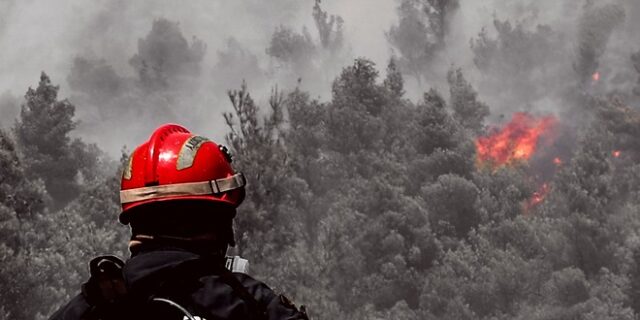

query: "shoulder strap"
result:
(82, 255), (128, 305)
(215, 264), (267, 319)
(81, 255), (134, 320)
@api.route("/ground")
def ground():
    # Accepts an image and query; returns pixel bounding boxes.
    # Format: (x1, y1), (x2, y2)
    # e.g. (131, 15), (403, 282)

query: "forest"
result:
(2, 0), (640, 319)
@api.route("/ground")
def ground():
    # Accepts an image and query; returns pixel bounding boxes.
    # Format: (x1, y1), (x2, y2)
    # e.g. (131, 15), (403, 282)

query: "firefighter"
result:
(49, 124), (308, 320)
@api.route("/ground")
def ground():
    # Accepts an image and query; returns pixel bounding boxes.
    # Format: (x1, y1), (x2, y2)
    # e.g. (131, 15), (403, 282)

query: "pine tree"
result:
(130, 18), (206, 91)
(573, 3), (625, 85)
(448, 68), (489, 135)
(266, 25), (316, 75)
(312, 0), (344, 52)
(387, 0), (459, 84)
(14, 73), (80, 207)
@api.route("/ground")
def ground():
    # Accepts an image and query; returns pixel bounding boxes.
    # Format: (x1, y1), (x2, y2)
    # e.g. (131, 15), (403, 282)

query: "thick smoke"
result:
(0, 0), (634, 159)
(0, 0), (638, 209)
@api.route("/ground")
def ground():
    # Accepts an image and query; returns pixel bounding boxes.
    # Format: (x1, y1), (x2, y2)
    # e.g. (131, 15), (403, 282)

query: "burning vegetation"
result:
(553, 157), (563, 166)
(476, 112), (557, 168)
(525, 182), (551, 211)
(475, 112), (565, 211)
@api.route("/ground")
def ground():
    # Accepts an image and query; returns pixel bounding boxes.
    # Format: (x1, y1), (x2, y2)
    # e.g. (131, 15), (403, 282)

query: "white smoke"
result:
(0, 0), (637, 155)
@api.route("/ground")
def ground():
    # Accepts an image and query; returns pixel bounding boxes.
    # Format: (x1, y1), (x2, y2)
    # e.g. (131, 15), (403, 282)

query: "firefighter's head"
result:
(119, 124), (245, 255)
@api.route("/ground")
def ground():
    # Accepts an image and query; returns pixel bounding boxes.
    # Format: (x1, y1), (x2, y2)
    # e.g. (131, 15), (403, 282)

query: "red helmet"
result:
(119, 124), (245, 224)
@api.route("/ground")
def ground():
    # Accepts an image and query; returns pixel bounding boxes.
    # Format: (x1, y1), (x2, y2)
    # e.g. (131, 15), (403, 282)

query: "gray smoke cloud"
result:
(0, 0), (638, 155)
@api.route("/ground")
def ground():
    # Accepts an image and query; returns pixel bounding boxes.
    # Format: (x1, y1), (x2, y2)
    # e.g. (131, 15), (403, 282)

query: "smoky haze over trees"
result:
(387, 0), (459, 85)
(3, 0), (640, 319)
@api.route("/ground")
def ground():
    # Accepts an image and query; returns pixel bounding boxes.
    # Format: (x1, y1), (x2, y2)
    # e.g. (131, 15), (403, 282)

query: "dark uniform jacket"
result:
(49, 248), (307, 320)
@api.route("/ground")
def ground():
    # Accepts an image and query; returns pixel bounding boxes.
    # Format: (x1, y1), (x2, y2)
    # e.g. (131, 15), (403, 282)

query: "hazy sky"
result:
(0, 0), (398, 153)
(0, 0), (397, 94)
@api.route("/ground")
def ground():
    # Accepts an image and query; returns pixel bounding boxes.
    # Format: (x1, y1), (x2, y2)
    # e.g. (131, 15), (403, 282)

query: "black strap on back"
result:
(82, 256), (128, 306)
(82, 255), (266, 320)
(82, 256), (133, 320)
(216, 265), (267, 318)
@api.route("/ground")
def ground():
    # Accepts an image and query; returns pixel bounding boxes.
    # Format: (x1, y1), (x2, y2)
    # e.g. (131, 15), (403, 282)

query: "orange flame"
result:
(592, 72), (600, 82)
(613, 150), (621, 158)
(476, 113), (557, 167)
(525, 183), (550, 211)
(553, 157), (562, 166)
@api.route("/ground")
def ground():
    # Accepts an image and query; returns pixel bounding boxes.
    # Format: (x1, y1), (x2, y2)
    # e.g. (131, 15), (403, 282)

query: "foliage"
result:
(447, 68), (490, 135)
(471, 19), (558, 76)
(387, 0), (459, 83)
(17, 54), (640, 319)
(266, 25), (316, 73)
(130, 18), (206, 91)
(265, 0), (347, 92)
(219, 58), (640, 320)
(213, 38), (265, 95)
(573, 3), (625, 85)
(13, 73), (101, 208)
(312, 0), (344, 52)
(1, 75), (124, 319)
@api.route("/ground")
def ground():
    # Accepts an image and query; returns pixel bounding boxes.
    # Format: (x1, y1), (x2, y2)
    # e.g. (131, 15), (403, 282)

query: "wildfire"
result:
(525, 183), (550, 211)
(592, 72), (600, 82)
(553, 157), (562, 166)
(476, 112), (557, 167)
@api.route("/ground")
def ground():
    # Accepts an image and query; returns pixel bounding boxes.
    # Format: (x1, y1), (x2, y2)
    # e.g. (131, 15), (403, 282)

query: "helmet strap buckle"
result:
(210, 179), (220, 194)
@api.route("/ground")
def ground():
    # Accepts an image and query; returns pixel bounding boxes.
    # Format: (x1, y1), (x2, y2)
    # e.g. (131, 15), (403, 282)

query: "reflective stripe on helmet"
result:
(119, 172), (245, 204)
